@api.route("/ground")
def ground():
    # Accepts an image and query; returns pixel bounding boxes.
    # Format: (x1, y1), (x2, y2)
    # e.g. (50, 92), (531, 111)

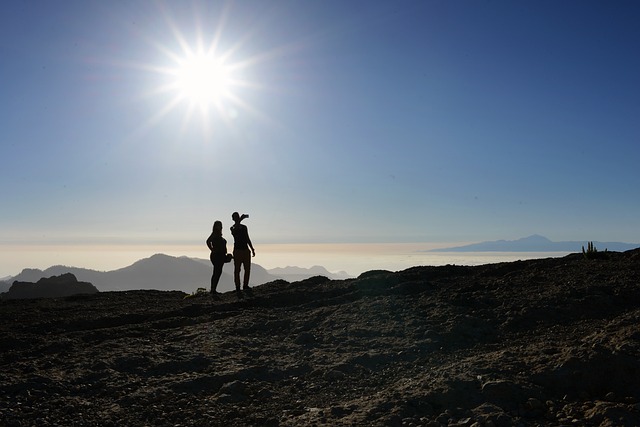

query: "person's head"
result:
(212, 220), (223, 235)
(232, 212), (248, 223)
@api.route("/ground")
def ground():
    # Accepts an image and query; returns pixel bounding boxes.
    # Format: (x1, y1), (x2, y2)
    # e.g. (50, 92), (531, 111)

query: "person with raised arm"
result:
(230, 212), (255, 298)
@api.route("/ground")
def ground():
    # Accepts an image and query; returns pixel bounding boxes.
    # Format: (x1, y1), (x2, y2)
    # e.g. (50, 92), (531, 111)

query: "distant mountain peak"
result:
(519, 234), (552, 242)
(147, 253), (173, 261)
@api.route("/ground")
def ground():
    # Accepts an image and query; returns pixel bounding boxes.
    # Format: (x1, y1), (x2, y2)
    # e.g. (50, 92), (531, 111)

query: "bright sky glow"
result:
(1, 0), (639, 277)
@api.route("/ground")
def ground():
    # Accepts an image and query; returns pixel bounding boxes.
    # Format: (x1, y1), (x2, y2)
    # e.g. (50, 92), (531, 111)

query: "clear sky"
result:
(1, 1), (639, 276)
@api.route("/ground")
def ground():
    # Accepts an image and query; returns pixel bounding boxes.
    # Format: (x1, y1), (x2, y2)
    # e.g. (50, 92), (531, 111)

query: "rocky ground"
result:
(1, 250), (640, 426)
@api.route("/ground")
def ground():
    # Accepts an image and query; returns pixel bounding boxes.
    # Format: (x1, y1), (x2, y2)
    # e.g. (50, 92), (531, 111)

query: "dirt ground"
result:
(2, 249), (640, 426)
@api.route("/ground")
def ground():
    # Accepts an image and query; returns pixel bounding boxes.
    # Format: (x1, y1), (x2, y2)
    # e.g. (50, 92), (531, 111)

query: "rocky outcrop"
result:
(3, 273), (98, 299)
(1, 250), (639, 425)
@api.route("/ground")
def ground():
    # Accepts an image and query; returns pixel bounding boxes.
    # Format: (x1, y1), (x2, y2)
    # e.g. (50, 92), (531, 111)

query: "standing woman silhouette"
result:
(206, 220), (232, 295)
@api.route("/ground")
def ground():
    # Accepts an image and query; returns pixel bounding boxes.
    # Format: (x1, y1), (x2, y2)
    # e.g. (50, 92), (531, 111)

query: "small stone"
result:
(526, 398), (544, 411)
(294, 332), (316, 345)
(219, 380), (245, 394)
(323, 369), (345, 381)
(384, 414), (402, 427)
(330, 406), (347, 417)
(436, 412), (451, 424)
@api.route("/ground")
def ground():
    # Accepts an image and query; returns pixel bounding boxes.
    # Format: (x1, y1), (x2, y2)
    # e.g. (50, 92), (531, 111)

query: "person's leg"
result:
(233, 250), (242, 291)
(211, 262), (223, 292)
(242, 256), (251, 288)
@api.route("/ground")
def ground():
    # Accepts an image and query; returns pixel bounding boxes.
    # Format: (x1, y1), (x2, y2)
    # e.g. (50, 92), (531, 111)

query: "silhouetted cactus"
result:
(582, 241), (596, 256)
(582, 241), (609, 260)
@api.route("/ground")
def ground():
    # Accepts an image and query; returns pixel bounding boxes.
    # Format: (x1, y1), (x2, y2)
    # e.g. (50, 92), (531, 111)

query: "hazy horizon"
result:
(2, 1), (639, 269)
(3, 237), (630, 279)
(0, 242), (456, 278)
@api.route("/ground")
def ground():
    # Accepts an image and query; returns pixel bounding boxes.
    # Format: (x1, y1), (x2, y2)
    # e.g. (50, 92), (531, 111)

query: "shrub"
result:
(184, 287), (208, 299)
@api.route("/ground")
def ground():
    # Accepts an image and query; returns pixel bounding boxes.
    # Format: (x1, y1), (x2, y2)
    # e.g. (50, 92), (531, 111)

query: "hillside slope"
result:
(1, 250), (640, 426)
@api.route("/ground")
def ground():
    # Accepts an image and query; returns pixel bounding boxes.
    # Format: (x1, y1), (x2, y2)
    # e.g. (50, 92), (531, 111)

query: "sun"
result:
(171, 50), (233, 108)
(139, 26), (259, 138)
(131, 2), (294, 139)
(157, 39), (243, 124)
(133, 5), (251, 136)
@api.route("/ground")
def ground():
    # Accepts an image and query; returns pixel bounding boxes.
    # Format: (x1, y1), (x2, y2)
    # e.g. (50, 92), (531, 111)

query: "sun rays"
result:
(132, 2), (278, 142)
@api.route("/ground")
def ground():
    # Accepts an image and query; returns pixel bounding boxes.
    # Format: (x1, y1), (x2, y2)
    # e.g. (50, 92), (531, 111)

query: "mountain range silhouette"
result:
(3, 235), (638, 295)
(0, 254), (351, 294)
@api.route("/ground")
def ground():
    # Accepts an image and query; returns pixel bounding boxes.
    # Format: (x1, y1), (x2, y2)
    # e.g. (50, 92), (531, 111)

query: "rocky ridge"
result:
(1, 250), (639, 426)
(4, 273), (98, 300)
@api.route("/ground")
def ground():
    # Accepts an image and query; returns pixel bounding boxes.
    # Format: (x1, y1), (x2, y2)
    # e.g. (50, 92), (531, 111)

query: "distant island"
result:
(428, 234), (640, 253)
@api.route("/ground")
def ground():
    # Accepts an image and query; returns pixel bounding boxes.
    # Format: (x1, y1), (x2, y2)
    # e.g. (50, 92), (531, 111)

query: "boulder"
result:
(4, 273), (98, 299)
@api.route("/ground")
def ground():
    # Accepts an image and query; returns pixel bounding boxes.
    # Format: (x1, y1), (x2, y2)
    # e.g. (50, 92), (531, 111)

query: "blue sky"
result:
(1, 0), (639, 274)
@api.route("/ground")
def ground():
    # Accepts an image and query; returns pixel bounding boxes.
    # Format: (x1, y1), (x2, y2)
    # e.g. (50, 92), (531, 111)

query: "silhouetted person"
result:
(206, 220), (232, 295)
(230, 212), (255, 297)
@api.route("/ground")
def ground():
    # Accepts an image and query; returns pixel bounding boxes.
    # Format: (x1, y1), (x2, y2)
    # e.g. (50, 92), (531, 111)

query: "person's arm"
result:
(246, 228), (255, 256)
(206, 233), (214, 251)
